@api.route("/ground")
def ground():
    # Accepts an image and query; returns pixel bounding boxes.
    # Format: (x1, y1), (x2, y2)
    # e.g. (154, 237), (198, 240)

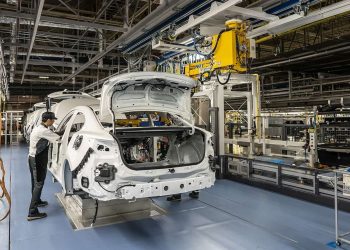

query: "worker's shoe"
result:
(37, 200), (48, 207)
(166, 194), (182, 201)
(27, 212), (47, 221)
(189, 191), (199, 199)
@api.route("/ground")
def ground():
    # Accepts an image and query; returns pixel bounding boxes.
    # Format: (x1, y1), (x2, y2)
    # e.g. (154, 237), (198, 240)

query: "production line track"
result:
(1, 145), (350, 250)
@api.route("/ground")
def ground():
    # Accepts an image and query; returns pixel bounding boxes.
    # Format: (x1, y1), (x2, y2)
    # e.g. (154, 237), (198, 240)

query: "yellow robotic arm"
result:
(185, 19), (253, 83)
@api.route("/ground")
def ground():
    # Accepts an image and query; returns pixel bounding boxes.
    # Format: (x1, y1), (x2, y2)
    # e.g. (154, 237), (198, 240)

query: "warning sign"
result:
(343, 173), (350, 196)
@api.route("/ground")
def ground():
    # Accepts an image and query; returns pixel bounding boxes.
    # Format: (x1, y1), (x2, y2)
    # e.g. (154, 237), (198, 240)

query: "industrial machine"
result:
(185, 19), (255, 84)
(316, 98), (350, 167)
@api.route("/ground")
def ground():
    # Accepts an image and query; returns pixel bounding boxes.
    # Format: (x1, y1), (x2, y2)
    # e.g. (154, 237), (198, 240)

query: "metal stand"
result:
(56, 193), (166, 230)
(319, 170), (350, 247)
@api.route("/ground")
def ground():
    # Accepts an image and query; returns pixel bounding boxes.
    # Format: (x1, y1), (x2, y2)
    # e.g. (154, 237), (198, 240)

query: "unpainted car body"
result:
(49, 72), (216, 201)
(23, 93), (98, 142)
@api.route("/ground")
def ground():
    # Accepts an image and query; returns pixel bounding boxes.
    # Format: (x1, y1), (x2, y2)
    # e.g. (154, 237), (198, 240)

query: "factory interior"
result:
(1, 0), (350, 249)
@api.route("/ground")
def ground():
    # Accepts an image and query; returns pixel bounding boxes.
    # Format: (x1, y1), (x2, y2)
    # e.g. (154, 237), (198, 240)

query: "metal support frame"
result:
(288, 71), (292, 100)
(213, 84), (225, 156)
(174, 0), (278, 36)
(0, 9), (127, 32)
(61, 0), (208, 83)
(226, 155), (350, 204)
(248, 1), (350, 38)
(14, 59), (118, 70)
(57, 0), (78, 15)
(248, 13), (305, 38)
(70, 0), (117, 50)
(20, 0), (45, 85)
(318, 170), (350, 247)
(1, 111), (22, 145)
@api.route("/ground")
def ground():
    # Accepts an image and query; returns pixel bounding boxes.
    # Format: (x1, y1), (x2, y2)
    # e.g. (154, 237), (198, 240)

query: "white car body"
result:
(47, 90), (94, 100)
(50, 97), (99, 128)
(49, 72), (216, 201)
(24, 93), (99, 142)
(23, 102), (49, 141)
(23, 108), (45, 142)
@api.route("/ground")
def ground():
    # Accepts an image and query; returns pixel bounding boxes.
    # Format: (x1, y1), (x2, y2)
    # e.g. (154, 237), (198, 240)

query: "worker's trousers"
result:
(28, 148), (48, 215)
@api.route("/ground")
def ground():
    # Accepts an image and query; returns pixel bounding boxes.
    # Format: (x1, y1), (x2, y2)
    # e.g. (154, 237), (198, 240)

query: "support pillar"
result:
(213, 84), (225, 156)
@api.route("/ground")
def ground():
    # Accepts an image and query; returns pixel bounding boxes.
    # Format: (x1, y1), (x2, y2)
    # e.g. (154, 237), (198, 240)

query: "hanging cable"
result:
(98, 182), (136, 193)
(193, 29), (227, 57)
(90, 199), (99, 226)
(198, 70), (214, 84)
(216, 69), (231, 85)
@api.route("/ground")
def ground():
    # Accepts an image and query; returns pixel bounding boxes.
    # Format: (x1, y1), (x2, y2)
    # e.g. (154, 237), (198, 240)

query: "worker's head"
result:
(42, 112), (57, 126)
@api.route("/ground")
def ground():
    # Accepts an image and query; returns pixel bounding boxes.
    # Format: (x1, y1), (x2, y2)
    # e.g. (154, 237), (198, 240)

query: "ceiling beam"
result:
(57, 0), (78, 15)
(14, 71), (97, 78)
(0, 29), (102, 42)
(21, 0), (45, 85)
(12, 60), (120, 70)
(15, 78), (85, 84)
(0, 9), (127, 32)
(61, 0), (196, 83)
(4, 43), (121, 56)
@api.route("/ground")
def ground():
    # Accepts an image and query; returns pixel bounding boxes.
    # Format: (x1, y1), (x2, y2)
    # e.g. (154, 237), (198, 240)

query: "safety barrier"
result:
(220, 154), (350, 205)
(0, 158), (11, 221)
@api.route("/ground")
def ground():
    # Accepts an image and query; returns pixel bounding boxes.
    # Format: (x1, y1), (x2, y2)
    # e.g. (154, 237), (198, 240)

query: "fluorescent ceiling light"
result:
(39, 76), (49, 79)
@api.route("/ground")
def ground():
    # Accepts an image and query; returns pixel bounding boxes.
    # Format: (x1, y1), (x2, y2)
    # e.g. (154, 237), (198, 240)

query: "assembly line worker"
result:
(27, 112), (61, 221)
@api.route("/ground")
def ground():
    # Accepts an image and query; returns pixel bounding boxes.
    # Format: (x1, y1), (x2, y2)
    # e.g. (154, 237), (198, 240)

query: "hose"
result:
(216, 69), (231, 85)
(193, 29), (227, 57)
(0, 158), (11, 222)
(90, 199), (99, 226)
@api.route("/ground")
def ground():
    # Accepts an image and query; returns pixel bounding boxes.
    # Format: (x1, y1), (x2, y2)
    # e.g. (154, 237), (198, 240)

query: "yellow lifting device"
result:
(185, 19), (253, 83)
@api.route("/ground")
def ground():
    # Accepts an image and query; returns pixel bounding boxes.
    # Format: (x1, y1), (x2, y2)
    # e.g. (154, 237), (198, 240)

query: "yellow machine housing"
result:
(185, 19), (250, 79)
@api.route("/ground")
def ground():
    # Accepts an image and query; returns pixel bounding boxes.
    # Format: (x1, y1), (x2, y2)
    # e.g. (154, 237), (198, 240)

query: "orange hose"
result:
(0, 158), (11, 221)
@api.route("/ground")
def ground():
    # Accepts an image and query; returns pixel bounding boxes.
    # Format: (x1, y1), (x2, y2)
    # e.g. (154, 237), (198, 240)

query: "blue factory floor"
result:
(1, 145), (350, 250)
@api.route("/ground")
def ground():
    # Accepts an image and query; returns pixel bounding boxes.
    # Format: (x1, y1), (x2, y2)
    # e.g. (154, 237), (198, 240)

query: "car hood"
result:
(100, 72), (196, 121)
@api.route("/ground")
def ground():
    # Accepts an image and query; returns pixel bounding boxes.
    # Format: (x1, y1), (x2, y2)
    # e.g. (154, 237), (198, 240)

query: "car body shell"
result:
(49, 72), (216, 201)
(24, 96), (99, 142)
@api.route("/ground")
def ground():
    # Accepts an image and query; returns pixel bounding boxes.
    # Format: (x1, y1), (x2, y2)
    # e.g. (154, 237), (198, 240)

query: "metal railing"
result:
(221, 154), (350, 202)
